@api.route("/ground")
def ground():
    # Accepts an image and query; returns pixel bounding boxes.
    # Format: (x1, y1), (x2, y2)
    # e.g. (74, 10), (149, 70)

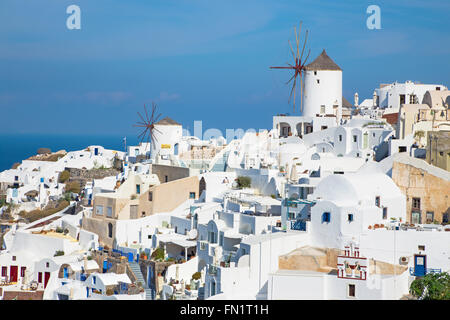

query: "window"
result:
(208, 231), (217, 244)
(200, 241), (207, 250)
(320, 105), (325, 114)
(141, 211), (145, 217)
(399, 146), (407, 152)
(418, 245), (425, 251)
(348, 284), (356, 297)
(12, 256), (16, 261)
(148, 192), (153, 201)
(383, 207), (388, 220)
(164, 175), (168, 183)
(314, 71), (317, 75)
(46, 262), (50, 268)
(353, 135), (357, 143)
(93, 276), (96, 284)
(106, 206), (112, 218)
(412, 198), (421, 210)
(148, 235), (152, 239)
(317, 79), (320, 84)
(426, 212), (434, 224)
(399, 94), (405, 105)
(189, 192), (196, 199)
(339, 135), (342, 142)
(443, 213), (449, 224)
(21, 267), (26, 277)
(14, 176), (18, 181)
(2, 266), (7, 277)
(108, 223), (113, 238)
(375, 196), (380, 207)
(38, 272), (42, 283)
(136, 184), (141, 194)
(436, 87), (440, 91)
(322, 212), (331, 223)
(409, 94), (416, 104)
(95, 205), (103, 216)
(348, 214), (354, 222)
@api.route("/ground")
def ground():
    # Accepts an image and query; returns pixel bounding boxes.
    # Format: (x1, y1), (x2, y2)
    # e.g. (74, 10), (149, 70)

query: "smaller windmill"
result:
(133, 102), (162, 157)
(270, 21), (311, 113)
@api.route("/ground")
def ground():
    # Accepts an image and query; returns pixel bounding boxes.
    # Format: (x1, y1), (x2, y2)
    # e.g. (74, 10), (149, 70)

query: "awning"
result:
(168, 239), (197, 248)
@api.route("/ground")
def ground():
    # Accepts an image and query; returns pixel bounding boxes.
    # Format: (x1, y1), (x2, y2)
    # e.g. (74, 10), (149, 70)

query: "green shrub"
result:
(236, 176), (251, 189)
(54, 250), (64, 257)
(58, 170), (70, 183)
(65, 181), (81, 194)
(192, 272), (201, 281)
(410, 272), (450, 300)
(19, 200), (69, 223)
(150, 247), (165, 261)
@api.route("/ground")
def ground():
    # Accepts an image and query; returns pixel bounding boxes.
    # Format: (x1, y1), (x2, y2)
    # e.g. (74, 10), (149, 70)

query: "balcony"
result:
(208, 265), (218, 275)
(409, 267), (441, 277)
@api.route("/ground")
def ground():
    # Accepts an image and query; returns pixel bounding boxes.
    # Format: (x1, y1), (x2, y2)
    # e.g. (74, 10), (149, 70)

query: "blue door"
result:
(127, 252), (133, 262)
(63, 267), (68, 279)
(94, 148), (99, 156)
(414, 255), (426, 277)
(86, 287), (89, 298)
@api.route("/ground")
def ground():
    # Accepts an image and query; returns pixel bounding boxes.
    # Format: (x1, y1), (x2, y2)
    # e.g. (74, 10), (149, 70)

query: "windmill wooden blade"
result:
(286, 73), (296, 85)
(289, 77), (297, 112)
(294, 26), (299, 60)
(144, 104), (150, 123)
(288, 40), (296, 61)
(303, 49), (311, 65)
(137, 112), (146, 124)
(300, 30), (308, 62)
(297, 22), (302, 59)
(154, 113), (162, 123)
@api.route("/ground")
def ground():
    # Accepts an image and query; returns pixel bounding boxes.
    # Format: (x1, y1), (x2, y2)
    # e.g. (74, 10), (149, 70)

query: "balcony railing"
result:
(208, 265), (218, 275)
(409, 267), (442, 276)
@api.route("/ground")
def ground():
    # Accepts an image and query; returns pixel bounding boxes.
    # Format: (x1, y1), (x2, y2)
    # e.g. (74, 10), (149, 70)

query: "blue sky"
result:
(0, 0), (449, 136)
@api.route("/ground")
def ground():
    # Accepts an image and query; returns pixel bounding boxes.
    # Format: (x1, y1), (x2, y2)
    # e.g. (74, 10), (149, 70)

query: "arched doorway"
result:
(199, 177), (206, 198)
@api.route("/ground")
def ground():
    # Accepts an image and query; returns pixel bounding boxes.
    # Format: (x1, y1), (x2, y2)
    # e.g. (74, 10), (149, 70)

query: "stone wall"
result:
(66, 167), (120, 189)
(392, 160), (450, 224)
(2, 290), (44, 300)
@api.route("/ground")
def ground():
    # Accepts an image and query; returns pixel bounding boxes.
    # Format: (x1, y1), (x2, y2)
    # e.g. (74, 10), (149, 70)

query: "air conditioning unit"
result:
(399, 256), (409, 265)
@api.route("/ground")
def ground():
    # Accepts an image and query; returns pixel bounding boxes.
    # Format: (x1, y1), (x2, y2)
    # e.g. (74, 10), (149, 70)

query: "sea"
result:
(0, 133), (140, 172)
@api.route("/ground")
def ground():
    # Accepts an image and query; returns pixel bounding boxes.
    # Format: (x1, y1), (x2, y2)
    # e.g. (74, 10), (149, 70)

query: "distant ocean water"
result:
(0, 134), (139, 172)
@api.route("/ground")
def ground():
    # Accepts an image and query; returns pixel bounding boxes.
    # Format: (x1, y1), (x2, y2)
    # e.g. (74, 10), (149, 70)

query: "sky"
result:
(0, 0), (449, 137)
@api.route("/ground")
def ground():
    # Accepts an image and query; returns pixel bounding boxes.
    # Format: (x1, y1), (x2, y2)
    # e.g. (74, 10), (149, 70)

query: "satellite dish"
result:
(188, 229), (198, 240)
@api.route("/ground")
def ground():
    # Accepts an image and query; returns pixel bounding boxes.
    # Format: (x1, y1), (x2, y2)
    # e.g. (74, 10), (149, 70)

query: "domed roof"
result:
(305, 49), (342, 71)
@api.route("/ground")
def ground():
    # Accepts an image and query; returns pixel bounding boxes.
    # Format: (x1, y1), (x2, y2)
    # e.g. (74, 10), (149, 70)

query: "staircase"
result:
(210, 151), (230, 172)
(129, 261), (153, 300)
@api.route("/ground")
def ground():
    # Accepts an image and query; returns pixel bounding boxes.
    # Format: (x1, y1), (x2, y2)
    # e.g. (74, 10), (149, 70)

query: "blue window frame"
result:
(136, 184), (141, 194)
(348, 214), (354, 222)
(189, 192), (195, 199)
(322, 212), (331, 223)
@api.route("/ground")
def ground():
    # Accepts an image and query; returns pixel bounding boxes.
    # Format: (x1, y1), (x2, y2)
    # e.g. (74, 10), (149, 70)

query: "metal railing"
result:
(409, 267), (442, 276)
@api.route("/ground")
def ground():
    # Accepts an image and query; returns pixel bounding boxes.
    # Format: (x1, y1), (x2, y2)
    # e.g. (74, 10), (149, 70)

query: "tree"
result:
(58, 170), (70, 183)
(236, 176), (251, 189)
(410, 272), (450, 300)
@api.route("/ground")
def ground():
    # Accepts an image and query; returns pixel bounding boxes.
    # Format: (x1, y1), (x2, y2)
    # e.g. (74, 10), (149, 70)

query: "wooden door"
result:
(10, 266), (18, 282)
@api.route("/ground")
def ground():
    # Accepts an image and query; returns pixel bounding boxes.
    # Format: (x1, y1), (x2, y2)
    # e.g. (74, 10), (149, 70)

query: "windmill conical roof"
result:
(155, 117), (181, 126)
(305, 49), (342, 71)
